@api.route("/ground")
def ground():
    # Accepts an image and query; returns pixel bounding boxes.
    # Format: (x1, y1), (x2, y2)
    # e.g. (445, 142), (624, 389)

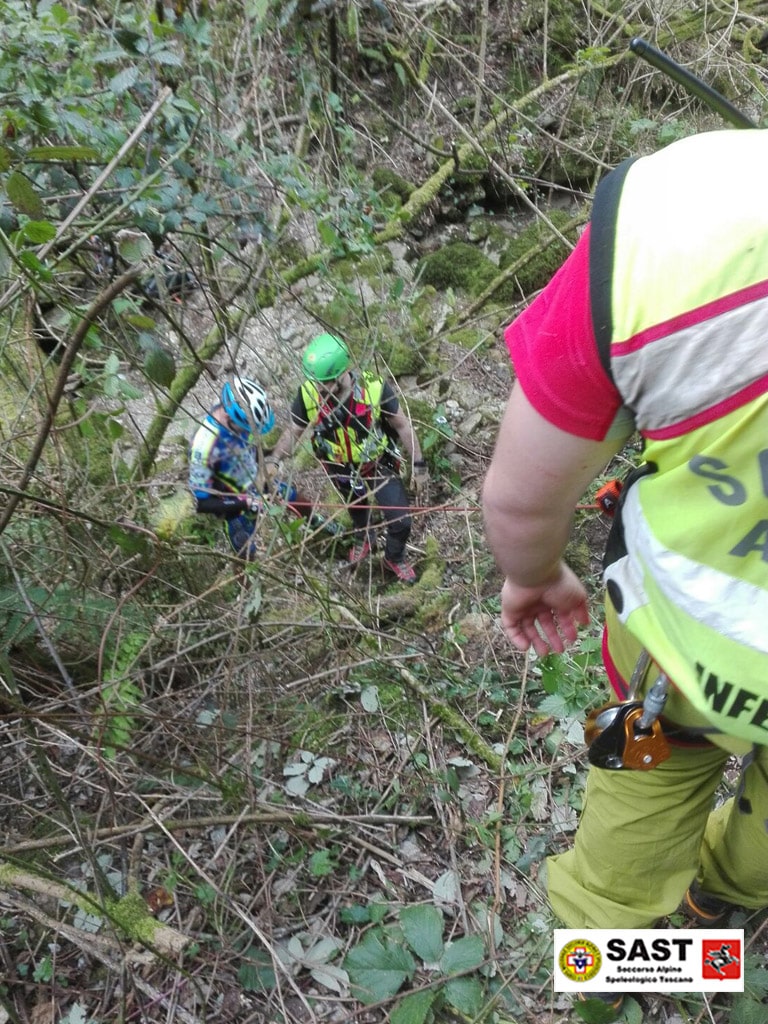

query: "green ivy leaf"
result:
(622, 997), (643, 1024)
(116, 230), (154, 265)
(108, 526), (148, 557)
(60, 1001), (89, 1024)
(344, 931), (415, 1005)
(238, 951), (275, 993)
(539, 654), (563, 695)
(17, 249), (53, 281)
(19, 220), (57, 243)
(317, 219), (340, 248)
(33, 956), (53, 983)
(144, 346), (176, 387)
(744, 951), (768, 993)
(117, 377), (143, 400)
(6, 170), (44, 218)
(249, 0), (270, 29)
(399, 905), (444, 963)
(390, 989), (437, 1024)
(29, 100), (57, 132)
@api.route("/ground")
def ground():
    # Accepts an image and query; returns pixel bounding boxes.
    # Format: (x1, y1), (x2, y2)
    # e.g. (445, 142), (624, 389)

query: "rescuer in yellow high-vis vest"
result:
(269, 333), (428, 584)
(482, 128), (768, 937)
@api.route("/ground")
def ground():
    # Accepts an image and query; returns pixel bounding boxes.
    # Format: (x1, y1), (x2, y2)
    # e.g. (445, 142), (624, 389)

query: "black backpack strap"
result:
(590, 156), (637, 384)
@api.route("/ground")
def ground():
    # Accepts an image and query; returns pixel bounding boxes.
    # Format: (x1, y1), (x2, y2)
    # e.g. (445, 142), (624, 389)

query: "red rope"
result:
(277, 499), (607, 515)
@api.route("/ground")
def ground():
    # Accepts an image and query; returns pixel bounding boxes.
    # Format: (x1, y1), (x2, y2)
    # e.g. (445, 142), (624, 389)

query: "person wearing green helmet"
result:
(269, 333), (428, 583)
(301, 332), (352, 382)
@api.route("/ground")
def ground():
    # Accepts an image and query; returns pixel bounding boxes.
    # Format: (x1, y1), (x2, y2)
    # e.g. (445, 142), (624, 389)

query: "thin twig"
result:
(0, 267), (142, 537)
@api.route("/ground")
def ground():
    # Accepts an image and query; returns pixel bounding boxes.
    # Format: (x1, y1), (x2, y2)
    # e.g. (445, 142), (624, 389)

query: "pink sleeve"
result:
(504, 225), (623, 441)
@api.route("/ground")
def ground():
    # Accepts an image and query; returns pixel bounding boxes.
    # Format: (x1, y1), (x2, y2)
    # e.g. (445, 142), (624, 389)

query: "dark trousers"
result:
(326, 462), (411, 561)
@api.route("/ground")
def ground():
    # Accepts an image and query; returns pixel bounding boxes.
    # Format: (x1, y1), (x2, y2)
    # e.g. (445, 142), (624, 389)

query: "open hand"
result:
(500, 563), (590, 656)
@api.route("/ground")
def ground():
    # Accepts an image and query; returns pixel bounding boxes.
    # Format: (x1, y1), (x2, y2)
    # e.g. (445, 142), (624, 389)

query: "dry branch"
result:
(2, 891), (203, 1024)
(0, 859), (189, 958)
(0, 809), (433, 857)
(373, 48), (625, 245)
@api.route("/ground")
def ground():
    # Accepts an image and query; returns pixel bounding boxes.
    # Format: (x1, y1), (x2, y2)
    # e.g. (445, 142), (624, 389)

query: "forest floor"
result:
(3, 3), (768, 1021)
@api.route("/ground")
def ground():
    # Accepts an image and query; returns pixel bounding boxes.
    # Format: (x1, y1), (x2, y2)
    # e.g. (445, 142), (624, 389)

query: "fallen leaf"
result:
(145, 887), (174, 914)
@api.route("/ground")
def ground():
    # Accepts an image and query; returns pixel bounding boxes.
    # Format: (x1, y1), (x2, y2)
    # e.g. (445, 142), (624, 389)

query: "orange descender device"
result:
(585, 676), (671, 771)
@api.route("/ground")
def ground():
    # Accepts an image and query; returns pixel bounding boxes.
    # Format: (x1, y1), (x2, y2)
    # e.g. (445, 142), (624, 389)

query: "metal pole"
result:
(629, 37), (757, 130)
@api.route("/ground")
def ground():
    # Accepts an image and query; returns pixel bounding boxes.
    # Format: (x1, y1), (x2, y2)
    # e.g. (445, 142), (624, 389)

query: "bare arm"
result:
(483, 382), (626, 654)
(269, 421), (305, 461)
(386, 406), (423, 467)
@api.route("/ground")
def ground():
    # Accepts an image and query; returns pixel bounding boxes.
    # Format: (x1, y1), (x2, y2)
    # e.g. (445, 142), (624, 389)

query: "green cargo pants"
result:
(547, 601), (768, 928)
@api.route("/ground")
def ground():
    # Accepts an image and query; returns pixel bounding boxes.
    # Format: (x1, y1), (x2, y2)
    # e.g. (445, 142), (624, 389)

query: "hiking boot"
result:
(575, 991), (624, 1014)
(684, 880), (731, 926)
(383, 556), (417, 584)
(348, 537), (374, 565)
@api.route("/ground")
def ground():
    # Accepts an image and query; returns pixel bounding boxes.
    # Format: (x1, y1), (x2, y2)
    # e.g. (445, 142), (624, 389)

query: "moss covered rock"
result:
(449, 326), (494, 351)
(372, 166), (416, 206)
(416, 241), (498, 296)
(332, 248), (394, 284)
(375, 332), (428, 376)
(498, 209), (580, 294)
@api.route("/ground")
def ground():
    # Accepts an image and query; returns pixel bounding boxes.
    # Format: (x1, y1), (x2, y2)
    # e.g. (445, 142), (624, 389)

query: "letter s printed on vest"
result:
(688, 455), (747, 506)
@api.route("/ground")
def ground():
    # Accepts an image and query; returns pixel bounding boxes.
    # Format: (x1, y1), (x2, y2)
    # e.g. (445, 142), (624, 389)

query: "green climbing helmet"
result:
(302, 333), (350, 381)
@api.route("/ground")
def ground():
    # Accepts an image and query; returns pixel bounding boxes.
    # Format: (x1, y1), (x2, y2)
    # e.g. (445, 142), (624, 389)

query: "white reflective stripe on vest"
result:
(609, 485), (768, 655)
(612, 293), (768, 432)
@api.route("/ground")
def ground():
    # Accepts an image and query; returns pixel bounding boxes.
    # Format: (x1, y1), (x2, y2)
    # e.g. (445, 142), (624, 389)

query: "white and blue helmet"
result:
(221, 377), (275, 434)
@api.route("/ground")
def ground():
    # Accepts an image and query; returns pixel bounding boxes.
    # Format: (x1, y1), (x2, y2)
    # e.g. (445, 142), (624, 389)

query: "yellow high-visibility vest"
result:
(300, 372), (391, 466)
(594, 129), (768, 744)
